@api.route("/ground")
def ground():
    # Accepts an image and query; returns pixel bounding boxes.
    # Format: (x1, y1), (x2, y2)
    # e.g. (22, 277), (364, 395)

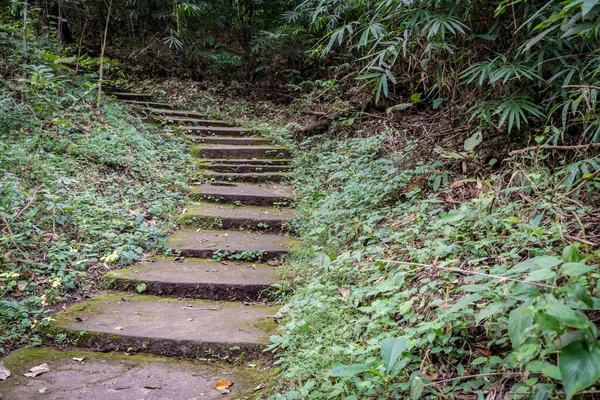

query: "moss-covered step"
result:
(148, 108), (208, 118)
(192, 144), (290, 160)
(189, 136), (272, 146)
(199, 162), (291, 173)
(199, 158), (292, 166)
(183, 126), (251, 136)
(47, 293), (278, 360)
(111, 92), (152, 101)
(120, 99), (174, 109)
(199, 170), (290, 183)
(104, 257), (278, 300)
(166, 229), (299, 260)
(189, 182), (293, 206)
(156, 116), (232, 126)
(0, 347), (273, 400)
(179, 202), (295, 232)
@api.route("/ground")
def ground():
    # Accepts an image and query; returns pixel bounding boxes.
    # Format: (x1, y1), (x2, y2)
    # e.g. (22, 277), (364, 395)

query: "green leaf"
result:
(135, 283), (147, 293)
(541, 362), (562, 380)
(410, 93), (421, 102)
(582, 0), (598, 17)
(329, 363), (371, 377)
(525, 268), (555, 282)
(529, 383), (554, 400)
(410, 376), (424, 400)
(464, 131), (483, 151)
(381, 337), (407, 373)
(562, 245), (580, 262)
(508, 306), (533, 349)
(560, 340), (600, 399)
(561, 262), (595, 277)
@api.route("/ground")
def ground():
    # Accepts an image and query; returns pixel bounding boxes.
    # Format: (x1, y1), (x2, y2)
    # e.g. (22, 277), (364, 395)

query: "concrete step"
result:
(199, 162), (291, 173)
(105, 257), (278, 300)
(148, 108), (208, 118)
(189, 182), (293, 206)
(190, 136), (272, 146)
(182, 126), (251, 136)
(121, 99), (174, 109)
(155, 116), (232, 126)
(49, 293), (278, 359)
(1, 348), (270, 399)
(111, 92), (152, 101)
(179, 202), (295, 232)
(166, 229), (299, 260)
(192, 145), (290, 160)
(201, 158), (292, 166)
(199, 170), (290, 183)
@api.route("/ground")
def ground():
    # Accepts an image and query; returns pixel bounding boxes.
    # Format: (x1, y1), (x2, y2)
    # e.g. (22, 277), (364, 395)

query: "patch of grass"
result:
(0, 50), (193, 353)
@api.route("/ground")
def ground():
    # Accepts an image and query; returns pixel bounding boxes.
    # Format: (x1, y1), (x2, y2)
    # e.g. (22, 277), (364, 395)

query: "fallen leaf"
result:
(72, 357), (86, 362)
(75, 317), (87, 322)
(215, 379), (232, 391)
(221, 261), (229, 265)
(17, 282), (27, 291)
(24, 363), (50, 377)
(0, 361), (11, 380)
(186, 318), (193, 322)
(42, 233), (59, 242)
(39, 387), (48, 393)
(338, 286), (349, 298)
(220, 388), (231, 394)
(253, 383), (266, 391)
(115, 326), (124, 330)
(267, 259), (281, 267)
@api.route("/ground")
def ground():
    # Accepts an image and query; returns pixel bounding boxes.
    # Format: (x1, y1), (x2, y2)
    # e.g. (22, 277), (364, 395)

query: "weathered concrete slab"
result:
(0, 348), (272, 400)
(193, 144), (290, 160)
(49, 293), (278, 359)
(200, 170), (290, 183)
(105, 257), (278, 300)
(158, 117), (232, 126)
(182, 126), (251, 136)
(190, 136), (272, 146)
(166, 229), (299, 259)
(179, 202), (295, 232)
(189, 182), (293, 206)
(149, 108), (207, 118)
(120, 99), (174, 109)
(200, 158), (292, 166)
(199, 162), (291, 173)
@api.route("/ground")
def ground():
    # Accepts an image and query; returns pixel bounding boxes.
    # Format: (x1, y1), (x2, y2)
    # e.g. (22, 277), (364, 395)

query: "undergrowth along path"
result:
(0, 89), (297, 399)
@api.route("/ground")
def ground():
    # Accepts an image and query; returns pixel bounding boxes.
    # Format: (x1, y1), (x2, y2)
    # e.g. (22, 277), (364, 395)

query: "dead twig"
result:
(509, 142), (600, 156)
(377, 259), (558, 289)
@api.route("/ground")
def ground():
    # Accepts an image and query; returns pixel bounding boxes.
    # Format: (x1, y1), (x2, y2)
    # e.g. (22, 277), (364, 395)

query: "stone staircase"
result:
(0, 89), (297, 399)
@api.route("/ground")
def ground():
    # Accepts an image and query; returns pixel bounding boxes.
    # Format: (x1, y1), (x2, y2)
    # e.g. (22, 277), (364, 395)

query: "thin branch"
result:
(424, 372), (521, 387)
(563, 84), (600, 91)
(377, 260), (558, 289)
(97, 0), (113, 108)
(509, 142), (600, 156)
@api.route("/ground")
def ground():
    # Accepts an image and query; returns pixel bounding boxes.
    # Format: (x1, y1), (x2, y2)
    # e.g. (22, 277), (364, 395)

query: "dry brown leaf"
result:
(215, 379), (232, 391)
(24, 363), (50, 378)
(42, 233), (59, 242)
(17, 282), (27, 291)
(338, 286), (349, 298)
(39, 387), (48, 394)
(0, 361), (11, 380)
(114, 326), (124, 330)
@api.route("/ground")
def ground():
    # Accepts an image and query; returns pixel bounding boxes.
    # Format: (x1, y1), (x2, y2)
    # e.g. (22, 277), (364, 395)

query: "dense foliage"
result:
(269, 134), (600, 399)
(0, 13), (192, 352)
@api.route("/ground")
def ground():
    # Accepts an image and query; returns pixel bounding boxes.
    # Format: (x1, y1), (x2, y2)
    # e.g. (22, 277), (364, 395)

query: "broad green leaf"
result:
(561, 262), (595, 277)
(582, 0), (598, 17)
(560, 340), (600, 399)
(541, 362), (562, 380)
(533, 256), (561, 268)
(329, 363), (371, 377)
(381, 337), (406, 373)
(525, 268), (555, 282)
(529, 383), (554, 400)
(464, 131), (483, 151)
(562, 245), (580, 262)
(508, 306), (533, 348)
(440, 212), (464, 223)
(410, 376), (424, 400)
